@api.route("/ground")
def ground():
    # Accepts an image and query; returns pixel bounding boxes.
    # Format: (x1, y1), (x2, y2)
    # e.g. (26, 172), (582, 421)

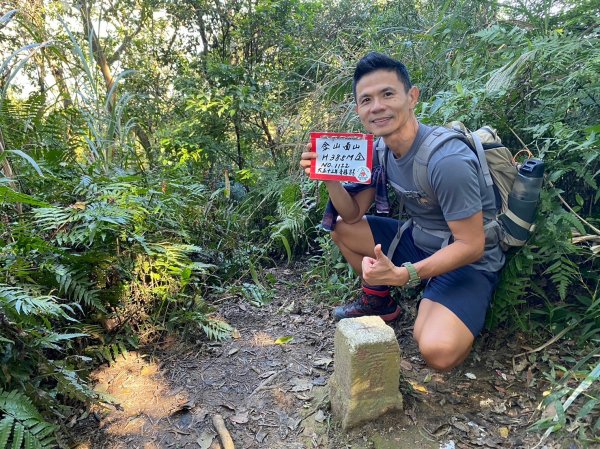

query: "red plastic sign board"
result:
(309, 132), (374, 184)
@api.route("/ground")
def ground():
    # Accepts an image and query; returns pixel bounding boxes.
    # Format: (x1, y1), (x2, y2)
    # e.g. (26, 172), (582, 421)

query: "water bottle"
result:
(499, 159), (545, 242)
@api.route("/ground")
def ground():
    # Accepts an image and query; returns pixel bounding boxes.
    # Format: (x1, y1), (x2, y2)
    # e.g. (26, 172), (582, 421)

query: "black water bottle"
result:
(500, 159), (545, 242)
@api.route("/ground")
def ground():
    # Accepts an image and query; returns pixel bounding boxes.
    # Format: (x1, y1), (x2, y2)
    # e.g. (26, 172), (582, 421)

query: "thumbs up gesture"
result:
(362, 244), (399, 285)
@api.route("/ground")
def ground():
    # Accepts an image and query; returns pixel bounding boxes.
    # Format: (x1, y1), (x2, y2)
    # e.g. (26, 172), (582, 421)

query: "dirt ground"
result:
(70, 264), (585, 449)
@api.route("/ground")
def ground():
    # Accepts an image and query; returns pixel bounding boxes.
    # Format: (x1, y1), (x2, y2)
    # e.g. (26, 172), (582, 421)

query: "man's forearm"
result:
(409, 240), (484, 283)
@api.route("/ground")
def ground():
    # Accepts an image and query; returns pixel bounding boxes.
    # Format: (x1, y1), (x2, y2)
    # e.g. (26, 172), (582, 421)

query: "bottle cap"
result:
(520, 159), (545, 178)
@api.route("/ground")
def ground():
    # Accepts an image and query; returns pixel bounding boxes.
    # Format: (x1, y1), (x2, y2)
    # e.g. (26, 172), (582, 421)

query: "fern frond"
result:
(0, 416), (14, 448)
(85, 342), (128, 365)
(488, 250), (534, 329)
(200, 318), (232, 341)
(0, 284), (72, 319)
(486, 50), (537, 93)
(51, 365), (98, 403)
(544, 256), (580, 301)
(53, 264), (104, 312)
(0, 185), (50, 208)
(0, 390), (57, 449)
(36, 332), (87, 351)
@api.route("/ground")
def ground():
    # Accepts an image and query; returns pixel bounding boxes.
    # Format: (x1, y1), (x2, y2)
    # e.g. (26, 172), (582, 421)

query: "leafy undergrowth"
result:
(67, 264), (598, 449)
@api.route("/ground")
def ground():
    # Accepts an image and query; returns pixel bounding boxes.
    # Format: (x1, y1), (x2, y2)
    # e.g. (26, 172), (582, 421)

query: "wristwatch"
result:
(401, 262), (421, 288)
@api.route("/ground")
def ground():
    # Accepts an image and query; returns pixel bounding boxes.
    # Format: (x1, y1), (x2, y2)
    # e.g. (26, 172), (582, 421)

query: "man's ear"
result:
(408, 86), (420, 109)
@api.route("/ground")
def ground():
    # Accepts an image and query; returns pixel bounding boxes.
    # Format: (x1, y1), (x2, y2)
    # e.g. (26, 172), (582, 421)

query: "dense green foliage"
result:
(0, 0), (598, 446)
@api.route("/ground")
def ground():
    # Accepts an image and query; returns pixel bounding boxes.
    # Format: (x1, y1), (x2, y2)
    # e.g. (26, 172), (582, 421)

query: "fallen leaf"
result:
(465, 372), (477, 380)
(313, 357), (333, 368)
(312, 376), (327, 386)
(259, 370), (277, 379)
(423, 372), (432, 383)
(499, 427), (509, 438)
(314, 409), (326, 423)
(255, 430), (267, 443)
(400, 360), (413, 371)
(493, 402), (507, 414)
(290, 381), (312, 392)
(288, 417), (301, 430)
(542, 402), (557, 420)
(274, 336), (294, 345)
(514, 357), (528, 373)
(439, 440), (456, 449)
(70, 201), (86, 210)
(231, 329), (241, 339)
(451, 421), (470, 433)
(196, 430), (216, 449)
(227, 348), (239, 356)
(294, 393), (313, 401)
(407, 380), (428, 394)
(230, 411), (249, 424)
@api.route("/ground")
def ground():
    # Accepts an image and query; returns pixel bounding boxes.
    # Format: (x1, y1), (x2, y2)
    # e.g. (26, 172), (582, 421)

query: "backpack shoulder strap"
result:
(413, 127), (494, 203)
(413, 127), (467, 202)
(470, 132), (494, 187)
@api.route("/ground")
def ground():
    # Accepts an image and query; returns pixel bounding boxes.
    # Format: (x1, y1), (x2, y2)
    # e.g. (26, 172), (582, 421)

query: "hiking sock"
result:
(362, 284), (390, 298)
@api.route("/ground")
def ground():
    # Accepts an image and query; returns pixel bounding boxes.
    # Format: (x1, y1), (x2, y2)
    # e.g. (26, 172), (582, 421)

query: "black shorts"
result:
(367, 215), (500, 336)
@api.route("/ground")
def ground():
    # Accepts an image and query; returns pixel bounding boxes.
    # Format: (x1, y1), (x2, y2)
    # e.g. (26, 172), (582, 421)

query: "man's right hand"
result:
(300, 142), (317, 176)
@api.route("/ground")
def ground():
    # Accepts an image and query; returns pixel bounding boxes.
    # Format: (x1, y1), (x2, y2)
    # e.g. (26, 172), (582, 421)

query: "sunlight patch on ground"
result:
(251, 331), (276, 346)
(91, 351), (187, 437)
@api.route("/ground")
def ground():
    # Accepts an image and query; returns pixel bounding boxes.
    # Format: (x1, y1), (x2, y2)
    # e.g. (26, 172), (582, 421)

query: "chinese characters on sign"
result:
(309, 132), (374, 183)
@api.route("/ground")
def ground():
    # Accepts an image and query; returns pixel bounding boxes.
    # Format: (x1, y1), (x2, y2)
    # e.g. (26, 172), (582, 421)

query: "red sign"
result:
(309, 132), (374, 183)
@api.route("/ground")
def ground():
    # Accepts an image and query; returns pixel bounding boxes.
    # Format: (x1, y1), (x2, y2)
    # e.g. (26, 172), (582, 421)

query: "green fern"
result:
(85, 341), (128, 365)
(487, 249), (533, 329)
(200, 318), (232, 341)
(543, 256), (580, 301)
(0, 390), (56, 449)
(0, 284), (72, 320)
(0, 184), (50, 208)
(50, 364), (98, 403)
(53, 264), (105, 312)
(271, 198), (309, 262)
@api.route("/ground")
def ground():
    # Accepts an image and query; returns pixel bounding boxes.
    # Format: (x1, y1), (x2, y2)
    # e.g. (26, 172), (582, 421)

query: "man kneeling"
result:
(300, 52), (505, 372)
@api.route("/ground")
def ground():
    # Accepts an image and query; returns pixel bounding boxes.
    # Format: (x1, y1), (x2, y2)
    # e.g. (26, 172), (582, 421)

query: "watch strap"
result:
(401, 262), (421, 288)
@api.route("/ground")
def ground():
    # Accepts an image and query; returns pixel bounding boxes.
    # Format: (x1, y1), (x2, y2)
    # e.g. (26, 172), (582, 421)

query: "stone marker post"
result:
(329, 316), (403, 430)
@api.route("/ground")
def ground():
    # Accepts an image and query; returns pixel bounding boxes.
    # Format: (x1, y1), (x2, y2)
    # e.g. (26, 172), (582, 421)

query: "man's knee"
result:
(330, 220), (354, 245)
(417, 337), (470, 372)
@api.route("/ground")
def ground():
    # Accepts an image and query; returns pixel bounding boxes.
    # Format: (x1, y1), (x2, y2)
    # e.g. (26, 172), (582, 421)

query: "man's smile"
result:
(370, 116), (393, 124)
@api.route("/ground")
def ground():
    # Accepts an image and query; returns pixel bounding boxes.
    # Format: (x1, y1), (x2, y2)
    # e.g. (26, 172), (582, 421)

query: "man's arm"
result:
(362, 212), (485, 286)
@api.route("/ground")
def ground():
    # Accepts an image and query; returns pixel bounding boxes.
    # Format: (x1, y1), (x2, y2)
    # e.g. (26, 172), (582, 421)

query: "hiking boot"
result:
(333, 292), (401, 322)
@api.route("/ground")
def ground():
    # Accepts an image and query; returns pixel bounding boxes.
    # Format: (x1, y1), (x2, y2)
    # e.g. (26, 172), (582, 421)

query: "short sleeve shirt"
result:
(375, 123), (505, 272)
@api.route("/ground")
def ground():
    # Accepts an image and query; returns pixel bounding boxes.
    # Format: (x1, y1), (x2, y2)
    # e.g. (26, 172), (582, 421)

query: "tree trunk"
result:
(0, 129), (22, 214)
(79, 1), (152, 156)
(233, 118), (244, 170)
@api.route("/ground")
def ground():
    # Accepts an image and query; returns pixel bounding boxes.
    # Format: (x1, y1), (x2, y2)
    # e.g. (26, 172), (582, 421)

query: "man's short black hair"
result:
(353, 52), (412, 101)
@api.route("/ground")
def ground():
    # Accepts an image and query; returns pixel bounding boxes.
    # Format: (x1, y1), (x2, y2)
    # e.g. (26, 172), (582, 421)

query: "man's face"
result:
(354, 69), (418, 137)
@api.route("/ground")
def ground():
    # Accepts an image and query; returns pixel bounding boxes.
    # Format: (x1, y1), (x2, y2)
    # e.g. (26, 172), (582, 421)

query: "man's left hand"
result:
(361, 244), (407, 286)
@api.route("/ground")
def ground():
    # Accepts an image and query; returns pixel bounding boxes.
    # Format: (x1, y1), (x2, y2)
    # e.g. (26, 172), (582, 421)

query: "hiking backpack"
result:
(377, 122), (539, 258)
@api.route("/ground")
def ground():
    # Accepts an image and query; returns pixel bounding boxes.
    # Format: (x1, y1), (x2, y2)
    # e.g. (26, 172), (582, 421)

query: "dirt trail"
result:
(71, 264), (573, 449)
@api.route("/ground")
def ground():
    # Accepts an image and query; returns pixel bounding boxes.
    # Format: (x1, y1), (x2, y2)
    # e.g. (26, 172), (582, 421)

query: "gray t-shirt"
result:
(375, 123), (505, 272)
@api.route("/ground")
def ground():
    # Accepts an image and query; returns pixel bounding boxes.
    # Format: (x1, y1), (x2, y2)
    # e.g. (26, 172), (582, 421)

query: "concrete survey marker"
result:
(329, 316), (403, 430)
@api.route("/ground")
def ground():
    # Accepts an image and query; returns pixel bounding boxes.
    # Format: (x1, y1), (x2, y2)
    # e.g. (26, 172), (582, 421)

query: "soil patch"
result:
(71, 263), (578, 448)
